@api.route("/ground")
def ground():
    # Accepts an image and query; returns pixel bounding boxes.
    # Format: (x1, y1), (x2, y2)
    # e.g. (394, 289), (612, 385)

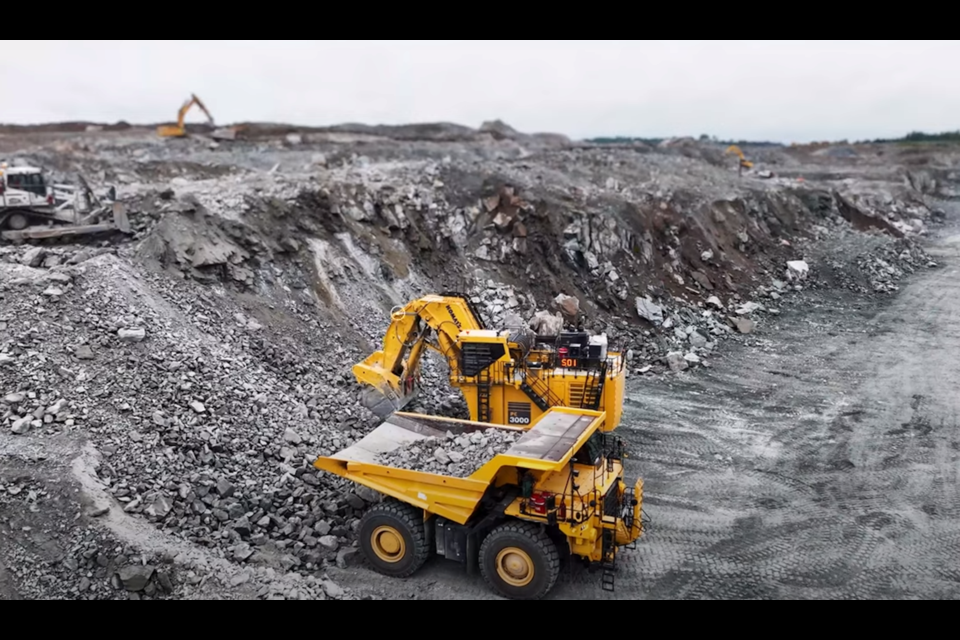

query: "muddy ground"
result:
(327, 213), (960, 600)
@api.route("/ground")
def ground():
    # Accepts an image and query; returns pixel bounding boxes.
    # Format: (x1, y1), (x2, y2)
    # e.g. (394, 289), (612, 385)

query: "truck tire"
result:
(358, 499), (431, 578)
(479, 521), (560, 600)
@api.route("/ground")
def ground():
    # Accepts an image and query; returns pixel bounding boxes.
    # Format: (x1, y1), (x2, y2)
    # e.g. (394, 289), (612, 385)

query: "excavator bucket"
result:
(360, 386), (418, 419)
(361, 387), (400, 419)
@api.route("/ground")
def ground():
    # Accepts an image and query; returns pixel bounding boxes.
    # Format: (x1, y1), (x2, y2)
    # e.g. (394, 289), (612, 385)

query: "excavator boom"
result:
(158, 93), (214, 137)
(725, 144), (754, 169)
(354, 294), (490, 416)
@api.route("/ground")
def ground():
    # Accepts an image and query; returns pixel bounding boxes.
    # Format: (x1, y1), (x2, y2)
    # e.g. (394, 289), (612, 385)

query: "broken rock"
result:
(318, 536), (339, 552)
(321, 580), (346, 600)
(689, 332), (708, 348)
(117, 565), (155, 592)
(118, 328), (146, 342)
(554, 293), (580, 318)
(732, 317), (756, 334)
(529, 310), (563, 336)
(145, 495), (173, 519)
(75, 345), (95, 360)
(21, 247), (46, 268)
(666, 352), (688, 372)
(11, 416), (32, 435)
(635, 296), (664, 325)
(234, 543), (255, 561)
(786, 260), (809, 281)
(336, 547), (360, 569)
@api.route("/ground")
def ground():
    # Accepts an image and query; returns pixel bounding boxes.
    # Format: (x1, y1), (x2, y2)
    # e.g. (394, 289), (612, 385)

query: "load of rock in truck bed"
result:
(375, 428), (522, 478)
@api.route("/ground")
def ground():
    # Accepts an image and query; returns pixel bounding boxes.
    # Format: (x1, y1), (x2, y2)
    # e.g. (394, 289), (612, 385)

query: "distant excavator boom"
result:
(157, 94), (214, 137)
(725, 144), (754, 171)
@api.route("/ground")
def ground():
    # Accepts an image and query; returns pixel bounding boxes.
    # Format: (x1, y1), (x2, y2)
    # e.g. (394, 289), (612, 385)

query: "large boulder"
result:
(529, 310), (563, 336)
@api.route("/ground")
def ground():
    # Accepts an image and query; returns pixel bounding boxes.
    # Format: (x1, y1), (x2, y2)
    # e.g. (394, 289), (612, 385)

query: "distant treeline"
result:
(865, 130), (960, 144)
(585, 135), (783, 147)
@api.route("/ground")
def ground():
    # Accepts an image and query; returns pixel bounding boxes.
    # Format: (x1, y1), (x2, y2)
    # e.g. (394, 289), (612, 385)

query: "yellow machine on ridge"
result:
(313, 293), (644, 599)
(353, 293), (625, 431)
(725, 145), (753, 175)
(157, 94), (214, 138)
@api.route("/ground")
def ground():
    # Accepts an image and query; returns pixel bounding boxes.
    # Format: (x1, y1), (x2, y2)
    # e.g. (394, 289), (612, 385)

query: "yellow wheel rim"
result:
(371, 526), (406, 563)
(496, 547), (535, 587)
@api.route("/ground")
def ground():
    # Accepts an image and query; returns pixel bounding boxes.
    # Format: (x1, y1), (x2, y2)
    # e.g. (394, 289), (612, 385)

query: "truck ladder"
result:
(477, 367), (492, 423)
(519, 380), (550, 411)
(600, 529), (616, 593)
(580, 361), (608, 410)
(520, 369), (565, 412)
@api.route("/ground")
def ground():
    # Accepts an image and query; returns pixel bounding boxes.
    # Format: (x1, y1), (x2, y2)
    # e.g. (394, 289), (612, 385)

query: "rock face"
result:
(376, 428), (523, 478)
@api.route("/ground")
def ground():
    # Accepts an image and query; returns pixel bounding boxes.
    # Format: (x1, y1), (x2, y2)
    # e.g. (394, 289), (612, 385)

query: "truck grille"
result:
(603, 484), (621, 518)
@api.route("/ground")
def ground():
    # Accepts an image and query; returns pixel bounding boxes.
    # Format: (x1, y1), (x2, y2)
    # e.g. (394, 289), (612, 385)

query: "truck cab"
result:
(0, 165), (55, 210)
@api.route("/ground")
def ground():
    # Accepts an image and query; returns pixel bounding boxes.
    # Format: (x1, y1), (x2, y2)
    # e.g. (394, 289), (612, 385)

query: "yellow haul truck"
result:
(314, 406), (644, 599)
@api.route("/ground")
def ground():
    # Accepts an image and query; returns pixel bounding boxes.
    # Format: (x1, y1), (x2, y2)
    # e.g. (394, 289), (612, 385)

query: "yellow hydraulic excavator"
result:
(157, 94), (214, 137)
(353, 293), (625, 431)
(725, 145), (753, 175)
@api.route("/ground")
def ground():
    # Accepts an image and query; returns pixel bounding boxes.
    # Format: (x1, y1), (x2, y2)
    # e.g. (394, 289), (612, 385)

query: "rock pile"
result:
(376, 428), (523, 478)
(821, 235), (937, 295)
(855, 240), (935, 293)
(0, 247), (381, 578)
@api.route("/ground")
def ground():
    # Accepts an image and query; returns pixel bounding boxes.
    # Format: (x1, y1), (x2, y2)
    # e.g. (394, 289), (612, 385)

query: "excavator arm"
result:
(725, 145), (754, 169)
(180, 94), (214, 127)
(354, 294), (490, 417)
(158, 94), (214, 137)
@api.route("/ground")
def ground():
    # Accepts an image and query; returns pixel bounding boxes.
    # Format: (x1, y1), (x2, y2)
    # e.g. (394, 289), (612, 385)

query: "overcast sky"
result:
(1, 40), (956, 143)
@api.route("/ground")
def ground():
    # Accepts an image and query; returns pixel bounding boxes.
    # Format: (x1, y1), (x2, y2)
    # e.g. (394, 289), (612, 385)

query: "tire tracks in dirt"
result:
(328, 232), (960, 600)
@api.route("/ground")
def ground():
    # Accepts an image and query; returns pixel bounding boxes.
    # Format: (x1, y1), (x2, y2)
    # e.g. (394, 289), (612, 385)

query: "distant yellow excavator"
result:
(725, 145), (753, 174)
(157, 94), (214, 137)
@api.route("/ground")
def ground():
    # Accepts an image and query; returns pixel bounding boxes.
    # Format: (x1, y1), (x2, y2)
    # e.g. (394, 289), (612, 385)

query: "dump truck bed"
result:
(315, 407), (605, 524)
